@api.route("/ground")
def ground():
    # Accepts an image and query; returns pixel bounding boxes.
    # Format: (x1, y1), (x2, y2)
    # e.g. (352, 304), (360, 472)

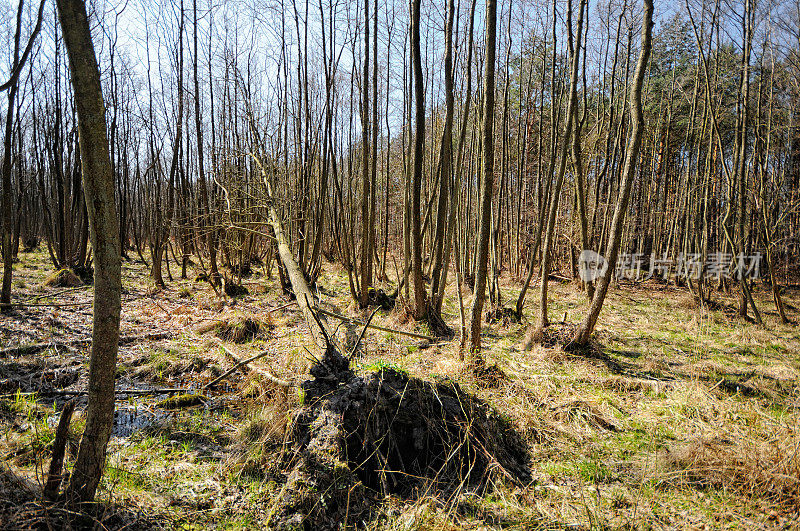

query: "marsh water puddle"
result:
(112, 406), (170, 437)
(49, 404), (170, 438)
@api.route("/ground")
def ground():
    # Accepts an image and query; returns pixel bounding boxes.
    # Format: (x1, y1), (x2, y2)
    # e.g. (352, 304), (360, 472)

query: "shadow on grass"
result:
(540, 325), (797, 407)
(601, 336), (798, 404)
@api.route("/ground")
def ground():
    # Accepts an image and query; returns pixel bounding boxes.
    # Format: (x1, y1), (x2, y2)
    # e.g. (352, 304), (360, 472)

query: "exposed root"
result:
(70, 265), (93, 284)
(223, 278), (249, 298)
(367, 287), (395, 310)
(523, 322), (622, 373)
(529, 322), (579, 348)
(270, 352), (530, 529)
(425, 301), (454, 339)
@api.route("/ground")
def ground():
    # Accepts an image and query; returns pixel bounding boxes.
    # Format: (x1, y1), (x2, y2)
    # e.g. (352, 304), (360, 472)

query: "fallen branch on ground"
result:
(44, 399), (76, 499)
(0, 387), (189, 398)
(348, 308), (380, 359)
(0, 301), (94, 308)
(267, 301), (296, 313)
(204, 345), (292, 389)
(27, 286), (91, 301)
(0, 293), (141, 309)
(0, 331), (174, 357)
(313, 306), (435, 342)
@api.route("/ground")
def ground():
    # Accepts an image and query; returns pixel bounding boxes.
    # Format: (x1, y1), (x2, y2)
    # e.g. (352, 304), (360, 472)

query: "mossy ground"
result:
(1, 249), (799, 528)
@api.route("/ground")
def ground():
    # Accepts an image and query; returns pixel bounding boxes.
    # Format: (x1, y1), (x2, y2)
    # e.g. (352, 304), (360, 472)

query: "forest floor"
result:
(1, 248), (799, 529)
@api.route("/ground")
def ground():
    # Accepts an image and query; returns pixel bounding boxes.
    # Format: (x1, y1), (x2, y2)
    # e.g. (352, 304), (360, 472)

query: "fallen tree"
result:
(251, 152), (531, 529)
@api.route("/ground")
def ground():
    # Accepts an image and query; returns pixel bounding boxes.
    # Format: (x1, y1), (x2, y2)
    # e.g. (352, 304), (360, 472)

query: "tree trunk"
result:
(1, 77), (18, 311)
(429, 0), (456, 315)
(467, 0), (497, 354)
(359, 0), (372, 308)
(1, 0), (44, 310)
(57, 0), (122, 504)
(535, 0), (585, 331)
(571, 0), (653, 347)
(410, 0), (426, 320)
(572, 4), (593, 301)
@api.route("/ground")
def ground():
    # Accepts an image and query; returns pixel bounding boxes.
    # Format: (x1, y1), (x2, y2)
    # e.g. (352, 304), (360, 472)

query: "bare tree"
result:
(467, 0), (498, 354)
(56, 0), (122, 504)
(1, 0), (45, 310)
(535, 0), (586, 334)
(571, 0), (654, 347)
(410, 0), (426, 320)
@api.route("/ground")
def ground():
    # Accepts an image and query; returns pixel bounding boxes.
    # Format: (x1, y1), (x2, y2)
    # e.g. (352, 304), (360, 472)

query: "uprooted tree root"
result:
(270, 348), (531, 529)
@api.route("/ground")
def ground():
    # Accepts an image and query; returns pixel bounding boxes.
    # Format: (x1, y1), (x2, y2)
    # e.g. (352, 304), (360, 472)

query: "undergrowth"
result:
(1, 252), (799, 528)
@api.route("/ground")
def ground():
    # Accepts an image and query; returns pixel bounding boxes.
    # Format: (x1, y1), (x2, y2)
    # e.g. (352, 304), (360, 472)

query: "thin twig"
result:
(1, 387), (189, 398)
(348, 308), (380, 360)
(305, 294), (333, 349)
(0, 332), (173, 357)
(0, 301), (93, 308)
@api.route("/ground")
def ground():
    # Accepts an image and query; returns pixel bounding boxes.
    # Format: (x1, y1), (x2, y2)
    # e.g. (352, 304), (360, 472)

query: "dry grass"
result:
(3, 251), (800, 528)
(663, 410), (800, 512)
(194, 310), (273, 343)
(230, 386), (296, 480)
(41, 268), (82, 288)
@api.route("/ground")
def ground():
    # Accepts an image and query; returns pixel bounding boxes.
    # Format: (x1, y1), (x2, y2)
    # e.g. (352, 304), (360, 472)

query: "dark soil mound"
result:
(71, 265), (93, 284)
(21, 238), (39, 252)
(272, 348), (530, 529)
(463, 273), (475, 291)
(486, 307), (520, 325)
(366, 287), (395, 310)
(472, 362), (507, 388)
(536, 322), (578, 347)
(223, 279), (249, 298)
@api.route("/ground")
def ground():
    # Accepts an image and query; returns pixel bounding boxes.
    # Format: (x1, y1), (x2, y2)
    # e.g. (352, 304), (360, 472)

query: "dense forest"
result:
(1, 0), (799, 528)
